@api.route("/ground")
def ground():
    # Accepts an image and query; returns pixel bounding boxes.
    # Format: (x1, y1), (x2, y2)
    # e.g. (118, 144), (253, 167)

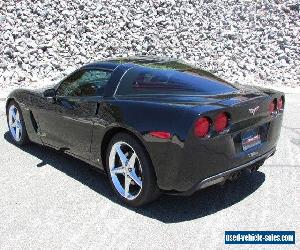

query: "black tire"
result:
(105, 132), (160, 207)
(6, 100), (29, 146)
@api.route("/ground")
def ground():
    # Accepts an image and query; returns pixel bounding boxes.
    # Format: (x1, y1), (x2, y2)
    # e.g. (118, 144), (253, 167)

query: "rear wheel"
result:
(6, 100), (29, 146)
(106, 133), (160, 206)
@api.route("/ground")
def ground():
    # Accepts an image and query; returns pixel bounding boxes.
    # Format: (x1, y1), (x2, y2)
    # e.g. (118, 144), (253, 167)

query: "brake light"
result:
(149, 131), (171, 139)
(269, 99), (276, 113)
(214, 112), (229, 133)
(277, 96), (284, 110)
(194, 117), (210, 137)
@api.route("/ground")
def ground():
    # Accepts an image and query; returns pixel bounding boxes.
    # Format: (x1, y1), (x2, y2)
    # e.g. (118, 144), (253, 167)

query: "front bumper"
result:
(175, 147), (275, 196)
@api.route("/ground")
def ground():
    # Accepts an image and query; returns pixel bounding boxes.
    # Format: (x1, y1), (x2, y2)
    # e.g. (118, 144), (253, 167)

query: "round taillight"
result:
(194, 117), (210, 137)
(214, 112), (229, 133)
(269, 99), (276, 113)
(277, 96), (284, 110)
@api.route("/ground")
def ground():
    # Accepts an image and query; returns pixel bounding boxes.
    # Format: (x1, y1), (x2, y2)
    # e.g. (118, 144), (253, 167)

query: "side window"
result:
(57, 69), (112, 97)
(116, 68), (172, 96)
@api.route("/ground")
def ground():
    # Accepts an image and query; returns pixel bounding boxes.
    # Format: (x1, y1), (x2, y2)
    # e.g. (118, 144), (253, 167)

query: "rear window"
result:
(116, 67), (237, 96)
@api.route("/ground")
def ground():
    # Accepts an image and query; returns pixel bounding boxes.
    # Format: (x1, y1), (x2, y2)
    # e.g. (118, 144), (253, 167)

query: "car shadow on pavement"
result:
(4, 132), (265, 224)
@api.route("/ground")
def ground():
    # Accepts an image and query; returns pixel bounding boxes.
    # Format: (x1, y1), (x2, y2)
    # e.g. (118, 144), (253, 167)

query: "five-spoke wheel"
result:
(6, 101), (28, 145)
(109, 141), (143, 200)
(106, 133), (160, 206)
(8, 104), (22, 142)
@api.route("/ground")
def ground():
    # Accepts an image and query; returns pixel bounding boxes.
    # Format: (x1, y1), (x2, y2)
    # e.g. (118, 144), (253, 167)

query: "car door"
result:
(36, 68), (112, 159)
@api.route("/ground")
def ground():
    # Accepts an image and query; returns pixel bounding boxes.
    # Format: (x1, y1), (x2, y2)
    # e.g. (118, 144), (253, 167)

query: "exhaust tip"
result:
(229, 171), (241, 181)
(248, 164), (260, 173)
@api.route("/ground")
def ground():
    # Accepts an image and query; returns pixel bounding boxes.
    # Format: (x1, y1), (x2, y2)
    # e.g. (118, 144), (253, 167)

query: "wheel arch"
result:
(100, 126), (156, 177)
(5, 97), (15, 112)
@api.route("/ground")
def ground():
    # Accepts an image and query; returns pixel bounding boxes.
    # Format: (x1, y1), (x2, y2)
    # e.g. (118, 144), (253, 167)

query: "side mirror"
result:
(44, 89), (56, 103)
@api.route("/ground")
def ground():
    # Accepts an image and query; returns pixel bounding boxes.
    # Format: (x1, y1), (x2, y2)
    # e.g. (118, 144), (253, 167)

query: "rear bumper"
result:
(175, 147), (275, 196)
(146, 111), (283, 192)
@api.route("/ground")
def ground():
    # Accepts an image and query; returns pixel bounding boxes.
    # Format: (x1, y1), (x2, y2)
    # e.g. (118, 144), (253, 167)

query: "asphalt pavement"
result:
(0, 94), (299, 249)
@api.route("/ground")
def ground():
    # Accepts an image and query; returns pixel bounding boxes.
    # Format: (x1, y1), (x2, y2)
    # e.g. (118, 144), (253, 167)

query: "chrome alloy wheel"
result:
(8, 105), (22, 142)
(109, 141), (143, 200)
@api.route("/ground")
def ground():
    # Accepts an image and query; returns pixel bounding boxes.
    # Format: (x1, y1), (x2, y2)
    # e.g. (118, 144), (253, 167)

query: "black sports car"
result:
(6, 57), (284, 206)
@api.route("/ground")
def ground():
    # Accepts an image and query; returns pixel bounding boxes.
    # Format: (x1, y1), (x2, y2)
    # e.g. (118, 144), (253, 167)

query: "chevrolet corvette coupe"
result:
(6, 57), (284, 206)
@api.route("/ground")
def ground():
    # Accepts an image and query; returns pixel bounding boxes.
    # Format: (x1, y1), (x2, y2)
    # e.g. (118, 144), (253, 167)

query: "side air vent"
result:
(29, 111), (38, 132)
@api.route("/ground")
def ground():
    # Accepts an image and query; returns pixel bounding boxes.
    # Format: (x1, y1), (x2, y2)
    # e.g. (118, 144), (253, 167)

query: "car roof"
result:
(81, 56), (190, 71)
(81, 56), (227, 84)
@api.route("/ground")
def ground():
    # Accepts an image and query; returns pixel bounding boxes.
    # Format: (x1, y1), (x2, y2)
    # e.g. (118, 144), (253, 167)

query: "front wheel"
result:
(6, 100), (29, 146)
(106, 133), (160, 206)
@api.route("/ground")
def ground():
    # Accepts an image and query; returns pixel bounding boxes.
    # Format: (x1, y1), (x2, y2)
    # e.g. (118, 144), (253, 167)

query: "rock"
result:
(278, 54), (288, 61)
(222, 30), (237, 40)
(282, 6), (291, 13)
(133, 20), (143, 27)
(0, 63), (7, 69)
(15, 46), (25, 53)
(0, 0), (298, 89)
(275, 59), (288, 68)
(186, 8), (194, 14)
(37, 9), (49, 17)
(0, 15), (6, 24)
(288, 3), (300, 12)
(155, 16), (166, 23)
(165, 0), (176, 5)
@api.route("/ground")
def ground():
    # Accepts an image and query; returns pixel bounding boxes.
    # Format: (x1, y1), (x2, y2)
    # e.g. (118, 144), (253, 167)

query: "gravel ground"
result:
(0, 94), (299, 249)
(0, 0), (299, 92)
